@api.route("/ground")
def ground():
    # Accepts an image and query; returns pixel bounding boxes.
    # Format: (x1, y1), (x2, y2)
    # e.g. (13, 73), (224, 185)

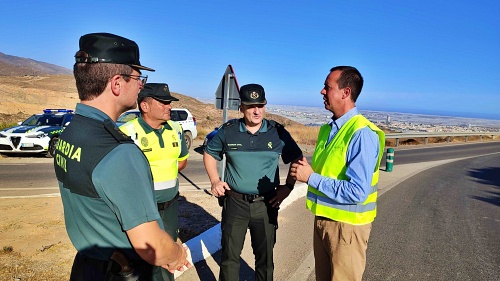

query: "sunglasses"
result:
(120, 74), (148, 85)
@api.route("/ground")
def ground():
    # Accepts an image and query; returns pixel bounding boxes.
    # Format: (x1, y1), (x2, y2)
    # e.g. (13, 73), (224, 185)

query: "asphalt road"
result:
(1, 141), (500, 196)
(364, 153), (500, 280)
(1, 142), (499, 280)
(0, 157), (59, 197)
(174, 142), (500, 281)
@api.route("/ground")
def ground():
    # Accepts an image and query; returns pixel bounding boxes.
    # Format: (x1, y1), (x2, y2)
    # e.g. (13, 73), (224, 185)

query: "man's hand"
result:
(211, 179), (230, 197)
(269, 185), (292, 208)
(163, 241), (192, 273)
(290, 157), (314, 183)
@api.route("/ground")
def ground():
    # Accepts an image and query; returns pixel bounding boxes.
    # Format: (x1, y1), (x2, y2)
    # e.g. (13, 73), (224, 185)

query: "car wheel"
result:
(48, 136), (59, 158)
(184, 131), (192, 149)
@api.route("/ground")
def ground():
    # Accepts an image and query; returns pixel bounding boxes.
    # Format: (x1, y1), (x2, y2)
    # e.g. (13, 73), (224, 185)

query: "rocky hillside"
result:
(0, 52), (303, 136)
(0, 74), (302, 136)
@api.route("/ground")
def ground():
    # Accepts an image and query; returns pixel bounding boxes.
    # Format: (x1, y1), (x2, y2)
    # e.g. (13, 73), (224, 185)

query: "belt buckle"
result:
(247, 194), (263, 203)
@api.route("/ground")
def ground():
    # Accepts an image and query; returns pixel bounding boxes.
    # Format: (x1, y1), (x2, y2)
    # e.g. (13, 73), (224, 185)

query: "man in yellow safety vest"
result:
(120, 83), (189, 281)
(291, 66), (385, 281)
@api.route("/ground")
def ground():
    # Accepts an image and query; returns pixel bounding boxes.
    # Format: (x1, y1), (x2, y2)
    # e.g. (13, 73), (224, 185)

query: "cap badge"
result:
(250, 91), (259, 99)
(164, 85), (169, 92)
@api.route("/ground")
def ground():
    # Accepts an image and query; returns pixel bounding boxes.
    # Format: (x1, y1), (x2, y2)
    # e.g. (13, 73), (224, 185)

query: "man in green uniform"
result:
(120, 83), (189, 281)
(203, 83), (303, 281)
(53, 32), (190, 280)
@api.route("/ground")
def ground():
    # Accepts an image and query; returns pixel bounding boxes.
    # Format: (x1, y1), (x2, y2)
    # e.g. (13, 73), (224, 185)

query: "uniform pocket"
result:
(339, 222), (353, 245)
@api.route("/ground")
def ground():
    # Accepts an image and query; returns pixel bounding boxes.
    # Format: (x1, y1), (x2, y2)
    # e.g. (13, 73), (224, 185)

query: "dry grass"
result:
(286, 125), (320, 146)
(0, 250), (71, 281)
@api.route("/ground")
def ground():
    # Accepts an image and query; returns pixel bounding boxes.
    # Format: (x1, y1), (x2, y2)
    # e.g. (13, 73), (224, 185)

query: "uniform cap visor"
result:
(241, 100), (267, 105)
(154, 96), (179, 102)
(130, 64), (155, 72)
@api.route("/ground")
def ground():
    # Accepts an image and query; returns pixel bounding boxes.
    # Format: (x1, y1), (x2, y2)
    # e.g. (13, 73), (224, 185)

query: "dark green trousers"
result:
(219, 196), (278, 281)
(152, 199), (179, 281)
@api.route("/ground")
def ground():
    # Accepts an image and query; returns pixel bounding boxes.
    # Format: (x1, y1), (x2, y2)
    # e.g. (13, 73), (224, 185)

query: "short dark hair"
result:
(330, 66), (363, 102)
(137, 96), (153, 113)
(73, 51), (134, 101)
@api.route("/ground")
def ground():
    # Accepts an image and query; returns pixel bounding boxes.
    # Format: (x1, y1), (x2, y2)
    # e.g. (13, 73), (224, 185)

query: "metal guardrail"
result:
(385, 132), (500, 147)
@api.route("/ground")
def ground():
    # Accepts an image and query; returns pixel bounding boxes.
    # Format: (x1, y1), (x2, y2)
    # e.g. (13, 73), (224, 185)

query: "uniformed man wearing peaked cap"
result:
(75, 32), (154, 71)
(204, 83), (303, 281)
(138, 83), (180, 101)
(239, 83), (267, 105)
(120, 82), (189, 281)
(54, 33), (190, 280)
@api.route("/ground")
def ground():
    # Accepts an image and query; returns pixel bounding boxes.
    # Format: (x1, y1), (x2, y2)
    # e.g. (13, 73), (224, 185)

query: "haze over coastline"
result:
(196, 98), (500, 131)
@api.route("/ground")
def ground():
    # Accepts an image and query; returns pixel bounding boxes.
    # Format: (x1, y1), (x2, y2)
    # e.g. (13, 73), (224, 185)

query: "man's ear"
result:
(110, 75), (122, 97)
(140, 100), (149, 112)
(342, 87), (351, 100)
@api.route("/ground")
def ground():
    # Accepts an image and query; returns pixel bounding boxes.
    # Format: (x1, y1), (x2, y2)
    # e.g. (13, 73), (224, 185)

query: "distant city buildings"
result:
(265, 105), (500, 133)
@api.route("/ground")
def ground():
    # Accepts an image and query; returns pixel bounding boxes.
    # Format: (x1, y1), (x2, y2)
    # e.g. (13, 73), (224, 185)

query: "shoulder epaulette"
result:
(267, 119), (283, 129)
(104, 119), (134, 144)
(222, 118), (239, 128)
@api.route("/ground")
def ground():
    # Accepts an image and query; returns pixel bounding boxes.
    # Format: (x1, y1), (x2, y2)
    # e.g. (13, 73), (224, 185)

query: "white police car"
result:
(0, 109), (74, 157)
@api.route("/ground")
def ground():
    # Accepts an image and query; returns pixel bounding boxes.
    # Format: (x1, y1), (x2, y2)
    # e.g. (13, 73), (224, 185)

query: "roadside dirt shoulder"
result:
(0, 140), (214, 280)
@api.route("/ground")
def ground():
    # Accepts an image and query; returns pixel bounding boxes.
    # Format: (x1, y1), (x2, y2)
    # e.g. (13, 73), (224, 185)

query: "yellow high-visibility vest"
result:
(306, 114), (385, 225)
(120, 119), (186, 193)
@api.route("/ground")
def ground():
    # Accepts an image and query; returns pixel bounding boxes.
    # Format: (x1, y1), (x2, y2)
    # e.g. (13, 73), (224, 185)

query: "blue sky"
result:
(1, 1), (499, 119)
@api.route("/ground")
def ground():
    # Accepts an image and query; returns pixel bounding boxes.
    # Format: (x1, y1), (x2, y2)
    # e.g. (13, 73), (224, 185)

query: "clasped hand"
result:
(164, 242), (192, 273)
(290, 157), (313, 183)
(211, 180), (230, 197)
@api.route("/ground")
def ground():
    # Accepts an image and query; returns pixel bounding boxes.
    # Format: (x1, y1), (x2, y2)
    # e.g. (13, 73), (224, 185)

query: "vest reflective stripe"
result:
(306, 114), (385, 225)
(120, 119), (182, 186)
(307, 186), (378, 212)
(153, 178), (177, 191)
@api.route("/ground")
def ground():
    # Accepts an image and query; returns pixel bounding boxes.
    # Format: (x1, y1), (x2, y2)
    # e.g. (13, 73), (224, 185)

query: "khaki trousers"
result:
(313, 217), (372, 281)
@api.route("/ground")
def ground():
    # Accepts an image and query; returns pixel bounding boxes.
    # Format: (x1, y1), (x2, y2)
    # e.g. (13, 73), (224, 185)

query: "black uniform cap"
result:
(75, 32), (155, 72)
(138, 83), (179, 102)
(239, 84), (267, 105)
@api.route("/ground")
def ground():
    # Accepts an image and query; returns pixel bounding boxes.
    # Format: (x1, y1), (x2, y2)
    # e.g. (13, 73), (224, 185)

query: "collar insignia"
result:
(141, 137), (149, 147)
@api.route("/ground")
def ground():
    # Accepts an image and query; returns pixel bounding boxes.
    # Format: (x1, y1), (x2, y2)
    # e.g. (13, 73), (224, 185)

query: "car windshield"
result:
(117, 112), (140, 123)
(21, 115), (64, 126)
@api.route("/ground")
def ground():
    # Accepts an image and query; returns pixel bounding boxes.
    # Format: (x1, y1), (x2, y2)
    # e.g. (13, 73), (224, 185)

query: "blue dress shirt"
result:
(308, 107), (380, 204)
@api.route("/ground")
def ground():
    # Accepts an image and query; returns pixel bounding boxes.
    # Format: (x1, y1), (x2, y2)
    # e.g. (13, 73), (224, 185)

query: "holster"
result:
(217, 195), (225, 207)
(104, 251), (152, 281)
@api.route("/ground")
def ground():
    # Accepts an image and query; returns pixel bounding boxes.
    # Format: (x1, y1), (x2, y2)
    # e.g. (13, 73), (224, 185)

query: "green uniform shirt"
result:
(54, 103), (161, 260)
(205, 118), (302, 194)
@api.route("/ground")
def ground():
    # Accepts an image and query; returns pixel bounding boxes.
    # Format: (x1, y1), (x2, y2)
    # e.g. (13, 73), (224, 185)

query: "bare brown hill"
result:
(0, 75), (304, 138)
(0, 52), (72, 76)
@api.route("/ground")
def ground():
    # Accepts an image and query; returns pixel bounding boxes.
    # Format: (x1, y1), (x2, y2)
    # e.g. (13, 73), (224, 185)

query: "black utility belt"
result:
(75, 251), (152, 280)
(157, 192), (180, 210)
(226, 190), (275, 203)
